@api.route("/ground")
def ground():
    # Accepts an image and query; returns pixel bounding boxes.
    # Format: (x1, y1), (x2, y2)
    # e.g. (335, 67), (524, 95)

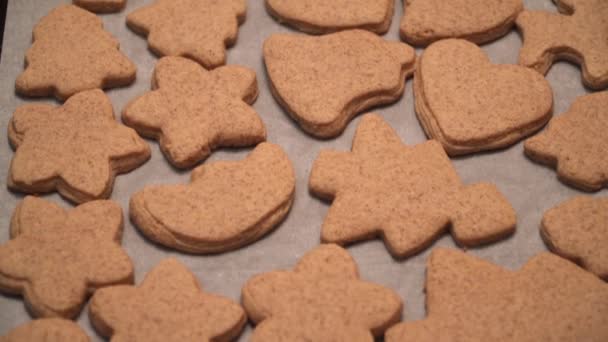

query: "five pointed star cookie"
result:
(386, 248), (608, 341)
(309, 114), (516, 258)
(1, 319), (90, 342)
(127, 0), (246, 68)
(123, 56), (265, 169)
(0, 196), (133, 318)
(90, 258), (246, 342)
(242, 244), (402, 341)
(516, 0), (608, 89)
(8, 89), (151, 204)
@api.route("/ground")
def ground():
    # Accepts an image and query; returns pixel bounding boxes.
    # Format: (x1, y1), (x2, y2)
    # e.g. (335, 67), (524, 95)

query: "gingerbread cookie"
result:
(0, 319), (90, 342)
(266, 0), (394, 34)
(264, 29), (416, 138)
(130, 143), (295, 253)
(516, 0), (608, 89)
(123, 56), (265, 169)
(415, 39), (553, 156)
(400, 0), (523, 46)
(309, 114), (516, 258)
(0, 196), (133, 318)
(242, 244), (402, 341)
(90, 258), (246, 342)
(386, 248), (608, 341)
(525, 91), (608, 191)
(8, 89), (150, 204)
(542, 196), (608, 280)
(15, 5), (136, 101)
(73, 0), (126, 13)
(127, 0), (246, 69)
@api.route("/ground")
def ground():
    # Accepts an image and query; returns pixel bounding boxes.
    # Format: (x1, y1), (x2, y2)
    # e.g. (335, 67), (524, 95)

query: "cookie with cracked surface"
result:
(0, 319), (90, 342)
(73, 0), (126, 13)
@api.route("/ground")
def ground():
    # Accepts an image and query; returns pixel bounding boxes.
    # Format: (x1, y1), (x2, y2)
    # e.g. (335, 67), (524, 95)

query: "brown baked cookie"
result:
(309, 114), (516, 258)
(265, 0), (394, 34)
(15, 5), (136, 101)
(89, 258), (246, 342)
(73, 0), (126, 13)
(0, 196), (133, 318)
(127, 0), (246, 69)
(8, 89), (151, 204)
(386, 248), (608, 341)
(130, 143), (295, 253)
(0, 319), (90, 342)
(242, 244), (402, 341)
(415, 39), (553, 156)
(264, 29), (416, 138)
(524, 91), (608, 191)
(542, 196), (608, 280)
(400, 0), (523, 46)
(123, 56), (265, 169)
(516, 0), (608, 89)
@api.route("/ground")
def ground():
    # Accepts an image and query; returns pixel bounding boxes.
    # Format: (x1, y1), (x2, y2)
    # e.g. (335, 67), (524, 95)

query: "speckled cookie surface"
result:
(525, 91), (608, 191)
(542, 196), (608, 280)
(90, 258), (246, 342)
(127, 0), (246, 69)
(516, 0), (608, 89)
(264, 29), (416, 138)
(15, 5), (136, 101)
(0, 196), (133, 319)
(309, 114), (516, 258)
(415, 39), (553, 156)
(73, 0), (126, 13)
(0, 319), (90, 342)
(242, 244), (402, 341)
(123, 56), (265, 169)
(386, 248), (608, 341)
(400, 0), (523, 45)
(8, 89), (151, 204)
(130, 143), (295, 253)
(266, 0), (394, 34)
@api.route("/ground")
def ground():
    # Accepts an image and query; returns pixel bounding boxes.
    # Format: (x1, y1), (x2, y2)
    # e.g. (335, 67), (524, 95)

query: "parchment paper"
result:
(0, 0), (602, 340)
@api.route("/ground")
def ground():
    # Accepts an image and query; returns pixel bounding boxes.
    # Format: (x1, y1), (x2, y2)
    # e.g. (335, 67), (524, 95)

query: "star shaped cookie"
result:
(127, 0), (246, 69)
(309, 114), (516, 258)
(123, 56), (265, 169)
(242, 244), (402, 341)
(73, 0), (126, 13)
(8, 89), (150, 204)
(1, 319), (90, 342)
(386, 248), (608, 341)
(516, 0), (608, 89)
(90, 258), (246, 342)
(0, 196), (133, 318)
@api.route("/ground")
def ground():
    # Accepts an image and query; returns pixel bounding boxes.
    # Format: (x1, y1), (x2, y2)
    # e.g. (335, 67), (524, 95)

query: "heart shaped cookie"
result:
(415, 39), (553, 156)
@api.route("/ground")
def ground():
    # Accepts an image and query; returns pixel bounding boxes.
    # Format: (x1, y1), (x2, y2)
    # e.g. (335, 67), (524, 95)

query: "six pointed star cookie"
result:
(516, 0), (608, 89)
(0, 196), (133, 318)
(127, 0), (246, 69)
(8, 89), (151, 204)
(90, 258), (246, 342)
(1, 319), (90, 342)
(386, 248), (608, 341)
(309, 114), (516, 258)
(242, 244), (402, 341)
(123, 56), (265, 169)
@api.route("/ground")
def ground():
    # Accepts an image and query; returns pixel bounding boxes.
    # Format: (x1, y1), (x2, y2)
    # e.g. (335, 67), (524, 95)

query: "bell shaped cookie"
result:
(123, 56), (265, 169)
(15, 5), (136, 101)
(73, 0), (126, 13)
(90, 258), (246, 342)
(415, 39), (553, 156)
(8, 89), (151, 204)
(0, 196), (133, 318)
(309, 114), (516, 258)
(264, 29), (416, 138)
(1, 319), (90, 342)
(130, 143), (295, 253)
(242, 244), (402, 341)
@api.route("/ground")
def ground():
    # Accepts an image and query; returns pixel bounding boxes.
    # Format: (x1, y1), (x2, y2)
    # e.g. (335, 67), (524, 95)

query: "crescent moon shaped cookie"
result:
(130, 143), (295, 253)
(242, 244), (402, 341)
(386, 248), (608, 341)
(73, 0), (126, 13)
(265, 0), (394, 34)
(1, 319), (90, 342)
(15, 5), (136, 101)
(415, 39), (553, 156)
(264, 29), (416, 138)
(309, 114), (516, 258)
